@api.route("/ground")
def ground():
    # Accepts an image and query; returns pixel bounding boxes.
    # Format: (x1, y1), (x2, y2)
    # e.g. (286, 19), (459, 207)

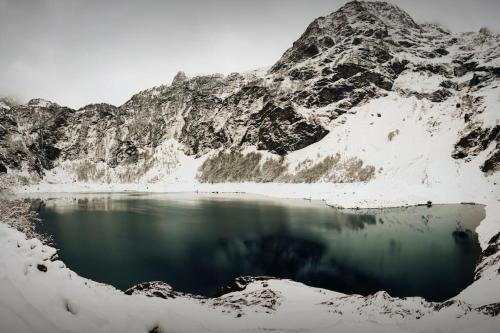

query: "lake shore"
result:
(1, 180), (498, 332)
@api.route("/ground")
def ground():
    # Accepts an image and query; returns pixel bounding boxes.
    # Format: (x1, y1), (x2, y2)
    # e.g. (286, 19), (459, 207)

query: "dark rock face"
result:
(452, 126), (500, 169)
(428, 89), (452, 103)
(0, 70), (331, 176)
(482, 147), (500, 173)
(475, 231), (500, 281)
(0, 99), (73, 175)
(244, 103), (329, 155)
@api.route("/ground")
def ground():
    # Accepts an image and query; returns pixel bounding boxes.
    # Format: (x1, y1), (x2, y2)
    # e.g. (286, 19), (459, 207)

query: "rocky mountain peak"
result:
(172, 71), (188, 86)
(26, 98), (58, 108)
(0, 97), (17, 110)
(271, 1), (423, 72)
(334, 1), (419, 31)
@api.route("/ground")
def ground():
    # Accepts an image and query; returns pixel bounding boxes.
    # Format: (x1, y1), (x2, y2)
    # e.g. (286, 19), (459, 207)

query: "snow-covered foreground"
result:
(0, 201), (499, 333)
(1, 183), (499, 333)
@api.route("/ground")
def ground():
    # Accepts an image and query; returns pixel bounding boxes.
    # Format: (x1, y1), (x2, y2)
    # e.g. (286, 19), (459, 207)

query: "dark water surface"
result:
(36, 193), (484, 301)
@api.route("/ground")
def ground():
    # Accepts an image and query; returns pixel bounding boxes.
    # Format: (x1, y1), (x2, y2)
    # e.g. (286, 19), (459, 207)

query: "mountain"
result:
(0, 1), (498, 195)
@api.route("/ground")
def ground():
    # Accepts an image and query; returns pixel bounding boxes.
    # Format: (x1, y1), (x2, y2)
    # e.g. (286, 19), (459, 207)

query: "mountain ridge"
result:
(0, 0), (498, 186)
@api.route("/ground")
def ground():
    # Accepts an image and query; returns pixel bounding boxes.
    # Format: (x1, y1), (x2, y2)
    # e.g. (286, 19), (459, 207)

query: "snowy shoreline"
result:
(1, 183), (500, 332)
(16, 179), (500, 246)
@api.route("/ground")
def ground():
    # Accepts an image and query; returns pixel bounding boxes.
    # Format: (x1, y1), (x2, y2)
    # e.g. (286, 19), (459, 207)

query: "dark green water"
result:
(36, 193), (484, 301)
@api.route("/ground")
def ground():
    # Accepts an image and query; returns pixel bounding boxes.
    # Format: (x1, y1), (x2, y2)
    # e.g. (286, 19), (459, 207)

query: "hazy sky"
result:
(1, 0), (499, 108)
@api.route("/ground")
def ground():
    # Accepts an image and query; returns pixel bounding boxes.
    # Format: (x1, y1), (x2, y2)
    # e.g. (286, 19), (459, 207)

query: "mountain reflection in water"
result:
(36, 193), (484, 302)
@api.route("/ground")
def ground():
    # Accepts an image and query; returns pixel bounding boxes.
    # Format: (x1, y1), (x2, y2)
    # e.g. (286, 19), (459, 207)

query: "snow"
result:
(393, 71), (444, 93)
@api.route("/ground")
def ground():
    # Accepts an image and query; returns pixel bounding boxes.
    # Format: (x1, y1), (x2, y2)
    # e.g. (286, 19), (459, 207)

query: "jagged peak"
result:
(301, 1), (420, 42)
(0, 97), (18, 110)
(332, 1), (419, 30)
(270, 1), (424, 72)
(26, 98), (58, 108)
(172, 71), (188, 85)
(78, 103), (118, 112)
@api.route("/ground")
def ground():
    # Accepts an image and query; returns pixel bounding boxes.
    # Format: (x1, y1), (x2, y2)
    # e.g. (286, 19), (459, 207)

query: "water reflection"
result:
(36, 193), (484, 301)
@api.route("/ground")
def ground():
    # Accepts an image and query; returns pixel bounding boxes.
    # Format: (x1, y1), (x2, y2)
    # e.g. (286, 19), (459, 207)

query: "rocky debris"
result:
(475, 232), (500, 280)
(37, 263), (47, 272)
(322, 291), (434, 319)
(322, 291), (497, 321)
(125, 281), (182, 299)
(432, 299), (477, 319)
(215, 276), (275, 297)
(476, 302), (500, 317)
(399, 88), (453, 103)
(125, 277), (280, 309)
(210, 284), (282, 316)
(123, 277), (283, 318)
(125, 281), (208, 300)
(428, 89), (453, 102)
(148, 325), (162, 333)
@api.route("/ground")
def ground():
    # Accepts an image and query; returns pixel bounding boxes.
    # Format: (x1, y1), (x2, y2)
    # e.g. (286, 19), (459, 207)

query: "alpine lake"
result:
(35, 192), (484, 302)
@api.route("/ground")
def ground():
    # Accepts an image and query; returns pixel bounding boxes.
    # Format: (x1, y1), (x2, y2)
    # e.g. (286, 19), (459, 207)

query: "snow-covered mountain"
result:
(1, 1), (499, 193)
(1, 2), (500, 332)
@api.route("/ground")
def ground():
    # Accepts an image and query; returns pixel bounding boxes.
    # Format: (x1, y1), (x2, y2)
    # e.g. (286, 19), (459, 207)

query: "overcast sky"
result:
(1, 0), (499, 108)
